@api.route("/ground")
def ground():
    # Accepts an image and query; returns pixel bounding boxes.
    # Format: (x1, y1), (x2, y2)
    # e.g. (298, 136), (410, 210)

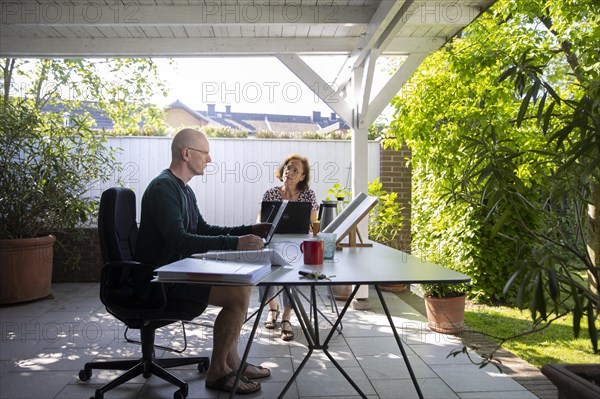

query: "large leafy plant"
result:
(386, 0), (599, 354)
(367, 179), (404, 249)
(0, 100), (117, 239)
(1, 57), (164, 239)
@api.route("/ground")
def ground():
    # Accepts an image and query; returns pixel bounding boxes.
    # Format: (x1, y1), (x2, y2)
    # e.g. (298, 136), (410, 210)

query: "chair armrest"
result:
(100, 261), (167, 314)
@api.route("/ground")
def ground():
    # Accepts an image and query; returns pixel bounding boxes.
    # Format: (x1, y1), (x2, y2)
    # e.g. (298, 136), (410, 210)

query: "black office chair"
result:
(79, 187), (210, 399)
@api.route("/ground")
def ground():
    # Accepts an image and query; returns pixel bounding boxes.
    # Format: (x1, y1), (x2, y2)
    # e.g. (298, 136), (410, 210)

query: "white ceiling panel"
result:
(0, 0), (496, 133)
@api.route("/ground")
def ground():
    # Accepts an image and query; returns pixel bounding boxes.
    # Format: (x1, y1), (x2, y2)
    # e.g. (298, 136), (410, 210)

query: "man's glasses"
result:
(187, 147), (209, 155)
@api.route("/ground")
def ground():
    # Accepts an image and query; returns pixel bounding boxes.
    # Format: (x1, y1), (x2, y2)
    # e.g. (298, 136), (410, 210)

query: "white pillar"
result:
(351, 129), (370, 300)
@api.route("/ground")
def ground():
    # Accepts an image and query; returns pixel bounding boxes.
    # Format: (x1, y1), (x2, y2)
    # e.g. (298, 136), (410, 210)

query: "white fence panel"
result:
(98, 137), (380, 226)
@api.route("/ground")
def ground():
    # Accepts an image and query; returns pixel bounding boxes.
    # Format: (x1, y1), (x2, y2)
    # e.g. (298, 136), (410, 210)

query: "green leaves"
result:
(2, 58), (169, 136)
(327, 182), (351, 200)
(0, 100), (118, 239)
(367, 179), (405, 249)
(385, 0), (599, 352)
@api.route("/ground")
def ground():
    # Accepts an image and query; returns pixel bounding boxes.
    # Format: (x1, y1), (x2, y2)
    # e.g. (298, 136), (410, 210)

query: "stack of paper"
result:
(197, 248), (289, 266)
(155, 249), (287, 285)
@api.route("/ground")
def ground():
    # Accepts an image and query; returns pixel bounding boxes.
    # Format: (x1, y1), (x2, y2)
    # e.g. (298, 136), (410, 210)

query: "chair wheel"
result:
(79, 368), (92, 381)
(197, 359), (209, 372)
(174, 387), (188, 399)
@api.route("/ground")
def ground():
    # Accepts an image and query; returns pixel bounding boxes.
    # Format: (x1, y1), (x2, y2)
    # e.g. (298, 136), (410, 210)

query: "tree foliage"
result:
(2, 58), (170, 135)
(385, 0), (599, 351)
(0, 100), (116, 239)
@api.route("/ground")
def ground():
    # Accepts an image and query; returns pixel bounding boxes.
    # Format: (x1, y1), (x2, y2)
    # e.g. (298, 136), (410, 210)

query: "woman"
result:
(258, 154), (318, 341)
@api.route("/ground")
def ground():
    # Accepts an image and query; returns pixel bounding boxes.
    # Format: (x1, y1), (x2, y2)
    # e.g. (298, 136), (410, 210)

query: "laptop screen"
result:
(263, 200), (288, 244)
(261, 201), (311, 234)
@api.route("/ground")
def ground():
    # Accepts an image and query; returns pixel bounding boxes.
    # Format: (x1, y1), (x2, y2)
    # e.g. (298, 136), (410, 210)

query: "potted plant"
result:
(0, 99), (116, 304)
(420, 283), (468, 334)
(327, 182), (351, 214)
(541, 364), (600, 399)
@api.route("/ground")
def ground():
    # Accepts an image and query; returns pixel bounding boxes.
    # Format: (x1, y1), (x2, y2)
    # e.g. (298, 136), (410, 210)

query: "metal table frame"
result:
(230, 237), (470, 398)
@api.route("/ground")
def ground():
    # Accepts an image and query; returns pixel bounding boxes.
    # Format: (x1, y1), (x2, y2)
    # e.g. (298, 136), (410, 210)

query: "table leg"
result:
(273, 284), (425, 399)
(279, 284), (369, 399)
(287, 286), (315, 346)
(244, 286), (284, 324)
(293, 286), (343, 333)
(229, 286), (271, 399)
(278, 286), (314, 398)
(321, 285), (367, 398)
(374, 285), (424, 399)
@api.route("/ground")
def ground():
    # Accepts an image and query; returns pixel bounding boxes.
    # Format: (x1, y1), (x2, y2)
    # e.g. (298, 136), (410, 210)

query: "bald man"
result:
(135, 128), (271, 394)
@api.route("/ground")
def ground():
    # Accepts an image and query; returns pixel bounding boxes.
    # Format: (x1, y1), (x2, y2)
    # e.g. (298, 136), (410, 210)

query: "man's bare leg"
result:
(205, 285), (261, 391)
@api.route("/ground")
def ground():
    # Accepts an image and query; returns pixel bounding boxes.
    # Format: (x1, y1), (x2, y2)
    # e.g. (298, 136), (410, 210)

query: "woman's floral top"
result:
(262, 186), (319, 212)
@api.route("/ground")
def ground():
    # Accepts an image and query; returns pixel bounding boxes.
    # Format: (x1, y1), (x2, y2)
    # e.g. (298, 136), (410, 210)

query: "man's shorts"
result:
(166, 283), (212, 317)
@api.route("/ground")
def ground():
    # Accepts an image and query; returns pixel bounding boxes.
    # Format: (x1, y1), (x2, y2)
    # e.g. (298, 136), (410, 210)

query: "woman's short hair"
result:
(275, 154), (310, 192)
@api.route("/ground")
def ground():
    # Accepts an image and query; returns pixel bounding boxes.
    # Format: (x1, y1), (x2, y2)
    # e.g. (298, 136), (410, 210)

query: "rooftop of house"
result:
(42, 102), (115, 131)
(168, 100), (349, 135)
(42, 100), (349, 135)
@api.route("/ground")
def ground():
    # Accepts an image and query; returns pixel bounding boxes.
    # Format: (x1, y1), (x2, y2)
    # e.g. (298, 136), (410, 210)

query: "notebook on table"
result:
(261, 200), (311, 234)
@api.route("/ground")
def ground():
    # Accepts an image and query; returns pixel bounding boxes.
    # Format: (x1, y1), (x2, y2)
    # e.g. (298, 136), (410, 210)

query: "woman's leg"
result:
(259, 285), (280, 328)
(280, 288), (294, 341)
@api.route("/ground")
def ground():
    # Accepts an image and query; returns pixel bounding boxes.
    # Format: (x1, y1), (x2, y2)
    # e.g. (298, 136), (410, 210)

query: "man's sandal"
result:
(243, 363), (271, 379)
(281, 320), (294, 341)
(205, 371), (261, 394)
(264, 306), (279, 329)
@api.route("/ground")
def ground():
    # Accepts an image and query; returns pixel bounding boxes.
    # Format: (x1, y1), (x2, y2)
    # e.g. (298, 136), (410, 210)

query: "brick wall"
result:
(52, 229), (102, 283)
(379, 143), (412, 252)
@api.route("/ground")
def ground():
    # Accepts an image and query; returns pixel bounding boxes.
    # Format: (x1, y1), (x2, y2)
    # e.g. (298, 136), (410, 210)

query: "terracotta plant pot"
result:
(380, 283), (408, 293)
(541, 364), (600, 399)
(0, 235), (56, 304)
(331, 285), (352, 301)
(424, 295), (466, 334)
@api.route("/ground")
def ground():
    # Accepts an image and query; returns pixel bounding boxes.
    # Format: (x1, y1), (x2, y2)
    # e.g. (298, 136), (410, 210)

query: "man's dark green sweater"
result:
(135, 169), (253, 266)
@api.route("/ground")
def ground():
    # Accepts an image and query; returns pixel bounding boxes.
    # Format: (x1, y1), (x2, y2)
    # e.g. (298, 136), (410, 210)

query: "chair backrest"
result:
(98, 187), (204, 323)
(98, 187), (139, 264)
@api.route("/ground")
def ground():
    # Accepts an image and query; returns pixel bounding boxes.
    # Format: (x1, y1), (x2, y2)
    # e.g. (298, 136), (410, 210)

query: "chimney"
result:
(312, 111), (321, 122)
(225, 104), (232, 116)
(330, 112), (337, 121)
(207, 104), (216, 116)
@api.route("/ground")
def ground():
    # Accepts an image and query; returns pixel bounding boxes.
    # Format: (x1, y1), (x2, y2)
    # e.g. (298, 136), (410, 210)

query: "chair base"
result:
(80, 356), (210, 399)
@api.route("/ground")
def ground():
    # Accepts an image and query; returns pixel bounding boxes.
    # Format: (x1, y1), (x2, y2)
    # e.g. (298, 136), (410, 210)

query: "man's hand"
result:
(237, 234), (265, 250)
(251, 223), (272, 238)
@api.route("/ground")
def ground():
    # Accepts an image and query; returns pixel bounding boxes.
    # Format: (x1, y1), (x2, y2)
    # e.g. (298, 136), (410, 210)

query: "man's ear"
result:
(181, 147), (190, 160)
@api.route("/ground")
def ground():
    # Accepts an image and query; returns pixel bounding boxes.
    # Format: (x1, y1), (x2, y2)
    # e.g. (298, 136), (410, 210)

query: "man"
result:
(135, 128), (270, 394)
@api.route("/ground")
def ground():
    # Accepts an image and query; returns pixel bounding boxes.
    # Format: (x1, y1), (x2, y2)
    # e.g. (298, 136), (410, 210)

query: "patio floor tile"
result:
(0, 283), (551, 398)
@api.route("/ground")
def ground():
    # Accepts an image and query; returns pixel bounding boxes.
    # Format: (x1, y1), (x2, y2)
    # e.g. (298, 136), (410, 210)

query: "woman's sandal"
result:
(264, 306), (279, 329)
(281, 320), (294, 341)
(205, 371), (261, 394)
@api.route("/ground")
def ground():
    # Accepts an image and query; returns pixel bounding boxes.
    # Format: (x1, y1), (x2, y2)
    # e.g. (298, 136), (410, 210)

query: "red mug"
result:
(300, 239), (324, 265)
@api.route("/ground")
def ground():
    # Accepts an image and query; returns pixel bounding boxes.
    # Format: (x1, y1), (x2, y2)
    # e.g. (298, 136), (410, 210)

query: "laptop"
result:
(261, 201), (311, 234)
(262, 200), (288, 245)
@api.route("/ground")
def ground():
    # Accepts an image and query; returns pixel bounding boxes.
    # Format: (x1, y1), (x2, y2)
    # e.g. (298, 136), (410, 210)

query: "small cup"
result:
(318, 233), (337, 260)
(311, 221), (320, 237)
(300, 239), (324, 265)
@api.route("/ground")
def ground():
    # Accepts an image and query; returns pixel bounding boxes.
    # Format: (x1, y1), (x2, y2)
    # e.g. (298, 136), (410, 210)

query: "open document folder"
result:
(154, 249), (289, 285)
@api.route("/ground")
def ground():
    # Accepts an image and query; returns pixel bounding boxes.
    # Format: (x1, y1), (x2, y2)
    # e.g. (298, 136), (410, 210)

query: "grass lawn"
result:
(464, 303), (599, 368)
